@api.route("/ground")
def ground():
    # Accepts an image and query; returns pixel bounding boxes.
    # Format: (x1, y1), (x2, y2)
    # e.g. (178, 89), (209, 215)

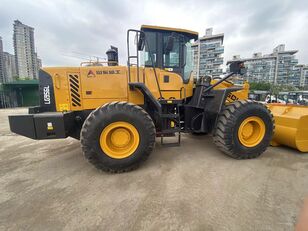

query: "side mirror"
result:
(165, 35), (174, 54)
(137, 33), (145, 51)
(229, 61), (246, 75)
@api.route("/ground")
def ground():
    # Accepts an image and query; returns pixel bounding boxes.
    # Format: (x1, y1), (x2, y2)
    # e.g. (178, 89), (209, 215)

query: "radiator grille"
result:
(68, 74), (81, 107)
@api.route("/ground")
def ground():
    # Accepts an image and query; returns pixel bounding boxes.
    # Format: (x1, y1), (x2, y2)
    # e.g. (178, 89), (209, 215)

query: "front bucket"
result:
(268, 104), (308, 152)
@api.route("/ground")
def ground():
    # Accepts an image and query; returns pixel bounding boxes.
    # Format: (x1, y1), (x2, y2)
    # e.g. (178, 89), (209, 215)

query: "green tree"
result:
(249, 81), (299, 94)
(249, 82), (271, 91)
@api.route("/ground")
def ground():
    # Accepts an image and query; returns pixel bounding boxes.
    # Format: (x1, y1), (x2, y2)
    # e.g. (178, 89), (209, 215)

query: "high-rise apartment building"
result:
(303, 67), (308, 87)
(37, 56), (42, 70)
(234, 53), (277, 83)
(192, 28), (224, 78)
(0, 37), (4, 83)
(229, 44), (300, 86)
(295, 65), (308, 87)
(3, 52), (17, 83)
(13, 20), (38, 79)
(273, 44), (299, 85)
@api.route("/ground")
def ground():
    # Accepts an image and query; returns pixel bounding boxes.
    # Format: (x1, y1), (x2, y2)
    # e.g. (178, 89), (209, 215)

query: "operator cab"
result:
(139, 25), (198, 83)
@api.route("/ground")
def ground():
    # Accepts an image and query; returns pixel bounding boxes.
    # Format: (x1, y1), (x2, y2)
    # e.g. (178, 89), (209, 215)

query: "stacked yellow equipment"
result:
(269, 104), (308, 152)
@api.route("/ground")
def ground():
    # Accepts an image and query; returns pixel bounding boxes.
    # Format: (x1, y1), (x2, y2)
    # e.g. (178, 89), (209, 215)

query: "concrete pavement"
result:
(1, 108), (308, 230)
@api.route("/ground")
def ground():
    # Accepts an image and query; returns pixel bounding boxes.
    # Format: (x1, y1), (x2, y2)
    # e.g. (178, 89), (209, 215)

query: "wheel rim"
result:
(100, 122), (140, 159)
(238, 116), (266, 147)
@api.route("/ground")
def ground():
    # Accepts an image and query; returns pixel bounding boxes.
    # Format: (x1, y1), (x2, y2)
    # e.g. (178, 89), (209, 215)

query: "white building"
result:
(0, 37), (4, 83)
(3, 52), (17, 83)
(229, 45), (300, 86)
(37, 56), (42, 70)
(296, 65), (308, 87)
(13, 20), (38, 79)
(192, 28), (224, 78)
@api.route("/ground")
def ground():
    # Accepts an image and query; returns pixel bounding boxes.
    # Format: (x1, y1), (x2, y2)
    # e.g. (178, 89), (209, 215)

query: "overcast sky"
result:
(0, 0), (307, 68)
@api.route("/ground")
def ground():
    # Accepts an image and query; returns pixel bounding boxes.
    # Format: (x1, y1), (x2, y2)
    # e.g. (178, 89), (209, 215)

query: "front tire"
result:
(80, 102), (156, 173)
(213, 100), (274, 159)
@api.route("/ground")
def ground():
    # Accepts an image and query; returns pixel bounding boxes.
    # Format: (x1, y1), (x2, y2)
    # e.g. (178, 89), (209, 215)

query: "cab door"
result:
(159, 33), (194, 99)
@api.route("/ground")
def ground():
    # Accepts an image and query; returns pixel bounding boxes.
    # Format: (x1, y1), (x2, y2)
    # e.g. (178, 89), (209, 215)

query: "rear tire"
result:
(80, 102), (156, 173)
(213, 100), (274, 159)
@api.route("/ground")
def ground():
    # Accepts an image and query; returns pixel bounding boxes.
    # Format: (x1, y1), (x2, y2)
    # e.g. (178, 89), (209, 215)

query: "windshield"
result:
(139, 31), (194, 83)
(183, 41), (193, 81)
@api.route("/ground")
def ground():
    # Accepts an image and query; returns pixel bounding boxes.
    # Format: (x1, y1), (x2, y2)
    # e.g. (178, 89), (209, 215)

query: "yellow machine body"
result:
(43, 65), (195, 112)
(268, 104), (308, 152)
(212, 80), (249, 103)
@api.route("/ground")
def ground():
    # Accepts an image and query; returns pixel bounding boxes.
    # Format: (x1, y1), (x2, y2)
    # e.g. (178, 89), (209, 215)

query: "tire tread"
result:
(213, 100), (274, 159)
(80, 101), (156, 173)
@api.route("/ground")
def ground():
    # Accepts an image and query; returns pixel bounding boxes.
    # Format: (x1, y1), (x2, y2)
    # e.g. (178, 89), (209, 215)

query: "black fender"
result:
(203, 87), (243, 132)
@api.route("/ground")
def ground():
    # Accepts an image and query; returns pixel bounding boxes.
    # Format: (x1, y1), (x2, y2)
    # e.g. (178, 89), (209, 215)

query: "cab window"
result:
(183, 41), (193, 81)
(163, 34), (180, 67)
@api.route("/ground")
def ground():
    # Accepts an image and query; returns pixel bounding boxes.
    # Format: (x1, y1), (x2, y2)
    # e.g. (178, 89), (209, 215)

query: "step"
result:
(160, 114), (180, 119)
(161, 128), (181, 134)
(156, 132), (175, 137)
(160, 133), (181, 147)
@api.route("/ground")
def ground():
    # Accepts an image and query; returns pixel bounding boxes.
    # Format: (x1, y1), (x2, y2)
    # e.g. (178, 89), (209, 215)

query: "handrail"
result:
(127, 29), (140, 83)
(180, 87), (187, 103)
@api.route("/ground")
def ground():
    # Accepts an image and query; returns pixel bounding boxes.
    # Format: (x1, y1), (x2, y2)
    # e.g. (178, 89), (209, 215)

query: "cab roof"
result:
(141, 25), (198, 40)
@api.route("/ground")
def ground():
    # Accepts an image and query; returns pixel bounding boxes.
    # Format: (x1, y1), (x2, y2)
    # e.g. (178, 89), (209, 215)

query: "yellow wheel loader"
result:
(9, 25), (274, 172)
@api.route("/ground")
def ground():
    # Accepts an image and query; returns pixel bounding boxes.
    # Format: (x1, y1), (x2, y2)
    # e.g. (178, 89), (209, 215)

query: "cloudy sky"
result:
(0, 0), (307, 68)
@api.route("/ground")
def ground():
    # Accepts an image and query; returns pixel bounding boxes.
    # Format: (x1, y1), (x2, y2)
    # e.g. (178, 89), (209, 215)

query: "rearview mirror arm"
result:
(203, 72), (235, 93)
